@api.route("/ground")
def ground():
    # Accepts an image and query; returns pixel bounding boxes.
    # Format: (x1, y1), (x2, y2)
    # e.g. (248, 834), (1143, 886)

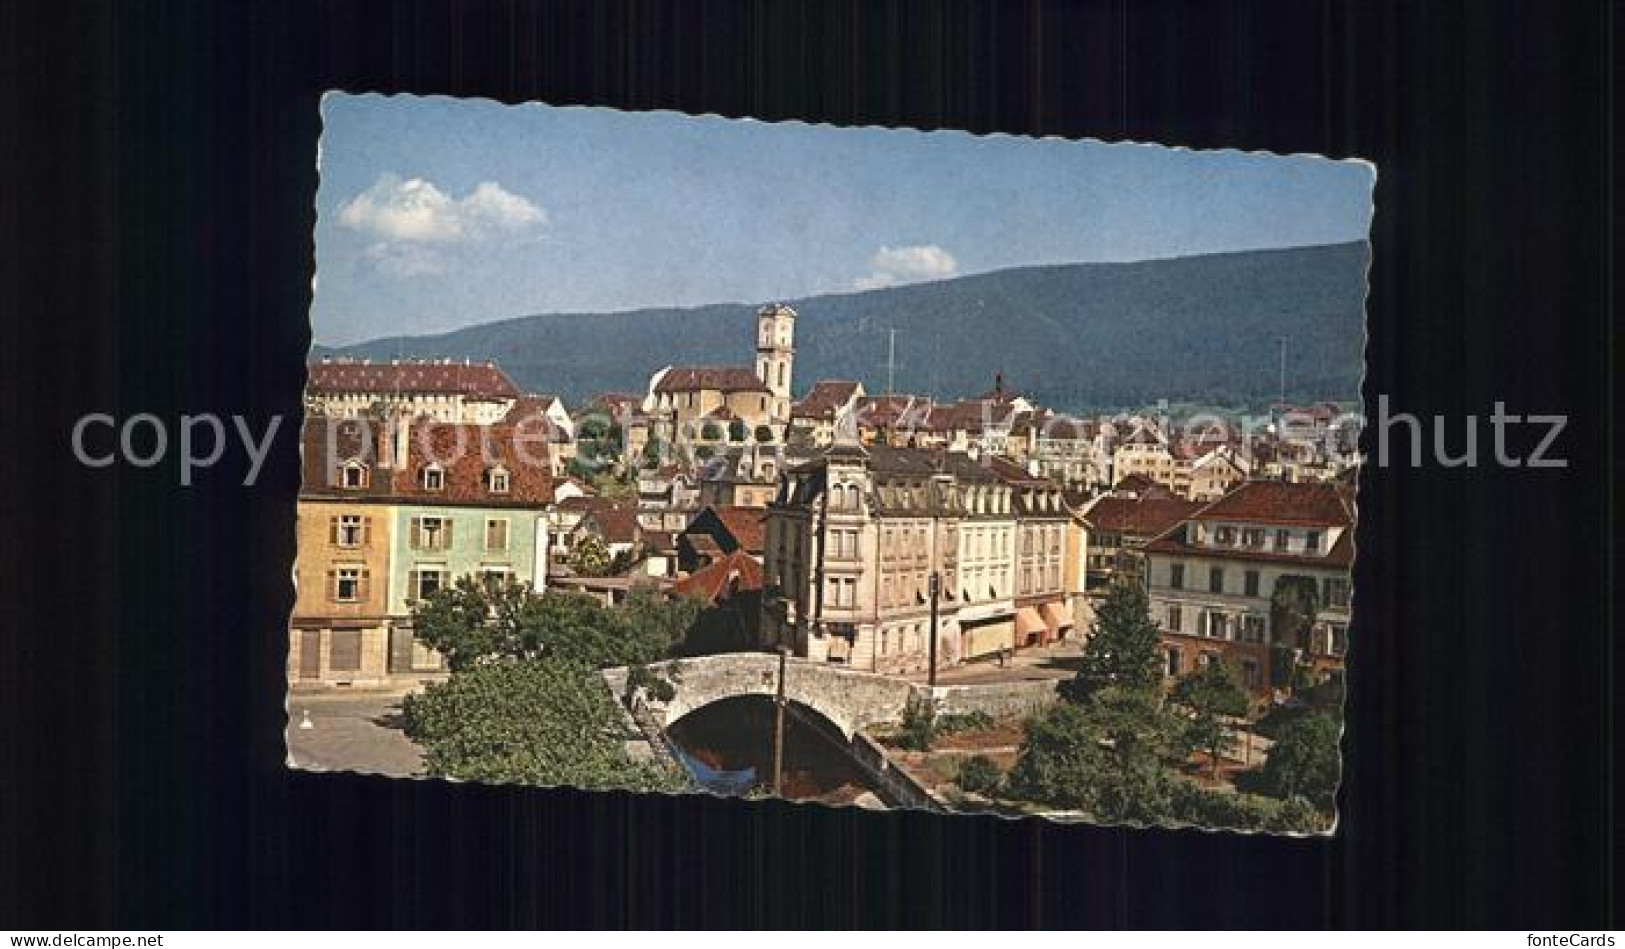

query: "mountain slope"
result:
(313, 241), (1369, 412)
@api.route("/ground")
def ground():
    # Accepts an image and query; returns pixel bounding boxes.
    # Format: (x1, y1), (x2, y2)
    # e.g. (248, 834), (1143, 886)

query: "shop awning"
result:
(1041, 600), (1075, 632)
(1015, 607), (1047, 637)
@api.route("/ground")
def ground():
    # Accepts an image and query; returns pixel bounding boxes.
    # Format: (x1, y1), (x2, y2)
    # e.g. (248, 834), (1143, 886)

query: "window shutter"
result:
(443, 520), (454, 548)
(358, 569), (371, 600)
(328, 517), (339, 545)
(362, 517), (372, 547)
(410, 518), (422, 549)
(325, 570), (337, 601)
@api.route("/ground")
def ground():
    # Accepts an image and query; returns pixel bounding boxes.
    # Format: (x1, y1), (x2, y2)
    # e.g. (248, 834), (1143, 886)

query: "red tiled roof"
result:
(1191, 480), (1353, 527)
(501, 395), (571, 441)
(1086, 495), (1204, 537)
(671, 550), (764, 604)
(581, 506), (640, 543)
(793, 380), (862, 419)
(654, 366), (769, 394)
(927, 399), (1018, 434)
(709, 505), (766, 553)
(1144, 525), (1354, 569)
(390, 422), (555, 505)
(299, 418), (389, 494)
(307, 359), (519, 400)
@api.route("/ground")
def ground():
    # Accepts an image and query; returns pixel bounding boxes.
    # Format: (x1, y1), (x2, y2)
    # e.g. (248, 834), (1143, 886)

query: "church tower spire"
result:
(755, 303), (796, 423)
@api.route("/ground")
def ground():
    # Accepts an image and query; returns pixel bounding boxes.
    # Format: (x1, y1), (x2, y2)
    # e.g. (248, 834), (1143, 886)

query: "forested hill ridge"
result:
(313, 241), (1369, 413)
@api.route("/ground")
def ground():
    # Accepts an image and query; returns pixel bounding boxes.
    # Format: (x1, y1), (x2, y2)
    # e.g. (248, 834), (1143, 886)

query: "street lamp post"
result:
(771, 645), (788, 796)
(927, 571), (941, 688)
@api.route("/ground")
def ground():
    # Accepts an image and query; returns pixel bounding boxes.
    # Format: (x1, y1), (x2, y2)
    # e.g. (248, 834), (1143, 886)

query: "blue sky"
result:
(313, 93), (1374, 345)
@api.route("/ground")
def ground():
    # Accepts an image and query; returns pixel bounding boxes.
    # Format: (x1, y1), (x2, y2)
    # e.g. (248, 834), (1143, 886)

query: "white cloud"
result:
(337, 174), (547, 276)
(853, 244), (960, 290)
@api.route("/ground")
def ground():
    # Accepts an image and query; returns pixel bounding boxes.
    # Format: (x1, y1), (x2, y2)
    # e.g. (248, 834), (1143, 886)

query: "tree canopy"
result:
(1066, 582), (1165, 702)
(411, 577), (702, 672)
(1170, 660), (1251, 780)
(1259, 710), (1342, 809)
(403, 658), (685, 792)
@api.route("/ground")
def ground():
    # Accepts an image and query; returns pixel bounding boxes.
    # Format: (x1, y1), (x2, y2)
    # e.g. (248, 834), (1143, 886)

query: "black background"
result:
(0, 0), (1614, 930)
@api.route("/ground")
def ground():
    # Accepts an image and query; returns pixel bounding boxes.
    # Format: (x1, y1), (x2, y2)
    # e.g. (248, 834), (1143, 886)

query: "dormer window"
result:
(420, 463), (445, 491)
(484, 466), (510, 494)
(341, 460), (369, 490)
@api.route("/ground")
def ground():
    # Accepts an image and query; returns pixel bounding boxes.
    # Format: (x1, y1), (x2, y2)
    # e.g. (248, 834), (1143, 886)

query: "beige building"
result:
(643, 304), (797, 451)
(1112, 424), (1179, 491)
(1143, 480), (1354, 696)
(762, 441), (1074, 675)
(305, 358), (521, 425)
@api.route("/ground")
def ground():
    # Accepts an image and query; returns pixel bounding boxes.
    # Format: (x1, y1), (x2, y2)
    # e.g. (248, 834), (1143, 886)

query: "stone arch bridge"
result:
(600, 652), (922, 739)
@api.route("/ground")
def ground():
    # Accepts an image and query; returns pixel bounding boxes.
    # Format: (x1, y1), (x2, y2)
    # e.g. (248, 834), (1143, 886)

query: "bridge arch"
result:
(603, 652), (919, 740)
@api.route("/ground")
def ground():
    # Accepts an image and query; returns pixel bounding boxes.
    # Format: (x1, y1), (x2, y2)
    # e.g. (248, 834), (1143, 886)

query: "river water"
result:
(665, 695), (886, 805)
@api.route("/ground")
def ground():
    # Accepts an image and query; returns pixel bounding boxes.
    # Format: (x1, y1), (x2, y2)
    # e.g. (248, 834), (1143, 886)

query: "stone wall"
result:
(928, 678), (1061, 721)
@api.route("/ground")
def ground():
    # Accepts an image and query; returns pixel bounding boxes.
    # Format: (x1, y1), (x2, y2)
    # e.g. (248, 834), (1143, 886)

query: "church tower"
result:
(755, 303), (796, 423)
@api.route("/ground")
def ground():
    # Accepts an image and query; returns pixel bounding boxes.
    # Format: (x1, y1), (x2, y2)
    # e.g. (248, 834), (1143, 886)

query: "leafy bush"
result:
(1258, 710), (1342, 809)
(896, 695), (938, 751)
(404, 659), (685, 792)
(957, 755), (1003, 796)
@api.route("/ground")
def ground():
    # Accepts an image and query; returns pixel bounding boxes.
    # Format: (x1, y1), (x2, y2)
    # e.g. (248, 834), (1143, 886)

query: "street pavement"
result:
(285, 690), (426, 778)
(904, 638), (1086, 685)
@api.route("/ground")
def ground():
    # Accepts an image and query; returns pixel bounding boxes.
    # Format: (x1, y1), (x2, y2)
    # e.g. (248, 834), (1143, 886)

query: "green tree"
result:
(577, 416), (610, 441)
(1171, 660), (1251, 781)
(1067, 582), (1165, 702)
(567, 534), (614, 576)
(1270, 575), (1320, 651)
(700, 422), (723, 442)
(895, 695), (938, 751)
(1259, 710), (1341, 809)
(956, 755), (1003, 796)
(1005, 702), (1106, 810)
(403, 658), (685, 792)
(411, 581), (697, 672)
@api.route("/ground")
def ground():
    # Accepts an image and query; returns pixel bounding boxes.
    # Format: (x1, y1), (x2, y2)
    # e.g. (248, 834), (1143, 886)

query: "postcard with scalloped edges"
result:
(291, 92), (1371, 835)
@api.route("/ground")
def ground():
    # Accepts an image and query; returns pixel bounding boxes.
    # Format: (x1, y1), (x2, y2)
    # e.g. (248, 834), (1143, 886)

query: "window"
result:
(485, 518), (509, 552)
(1240, 659), (1262, 690)
(1209, 566), (1225, 593)
(1325, 577), (1351, 608)
(334, 514), (364, 547)
(1170, 563), (1185, 590)
(1215, 526), (1235, 544)
(1242, 528), (1265, 548)
(342, 461), (368, 489)
(412, 568), (445, 601)
(411, 516), (451, 551)
(1167, 604), (1183, 632)
(1275, 528), (1290, 550)
(1329, 623), (1349, 656)
(419, 464), (445, 491)
(481, 567), (511, 592)
(1207, 612), (1229, 640)
(484, 466), (510, 494)
(1244, 569), (1260, 597)
(1241, 615), (1267, 643)
(333, 567), (363, 602)
(1306, 530), (1322, 552)
(1165, 648), (1182, 677)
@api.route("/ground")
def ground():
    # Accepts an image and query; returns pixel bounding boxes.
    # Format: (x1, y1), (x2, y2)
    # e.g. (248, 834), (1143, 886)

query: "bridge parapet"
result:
(602, 652), (920, 739)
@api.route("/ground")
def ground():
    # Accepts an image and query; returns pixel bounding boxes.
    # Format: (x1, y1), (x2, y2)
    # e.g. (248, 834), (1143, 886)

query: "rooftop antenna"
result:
(1276, 336), (1288, 408)
(886, 328), (896, 396)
